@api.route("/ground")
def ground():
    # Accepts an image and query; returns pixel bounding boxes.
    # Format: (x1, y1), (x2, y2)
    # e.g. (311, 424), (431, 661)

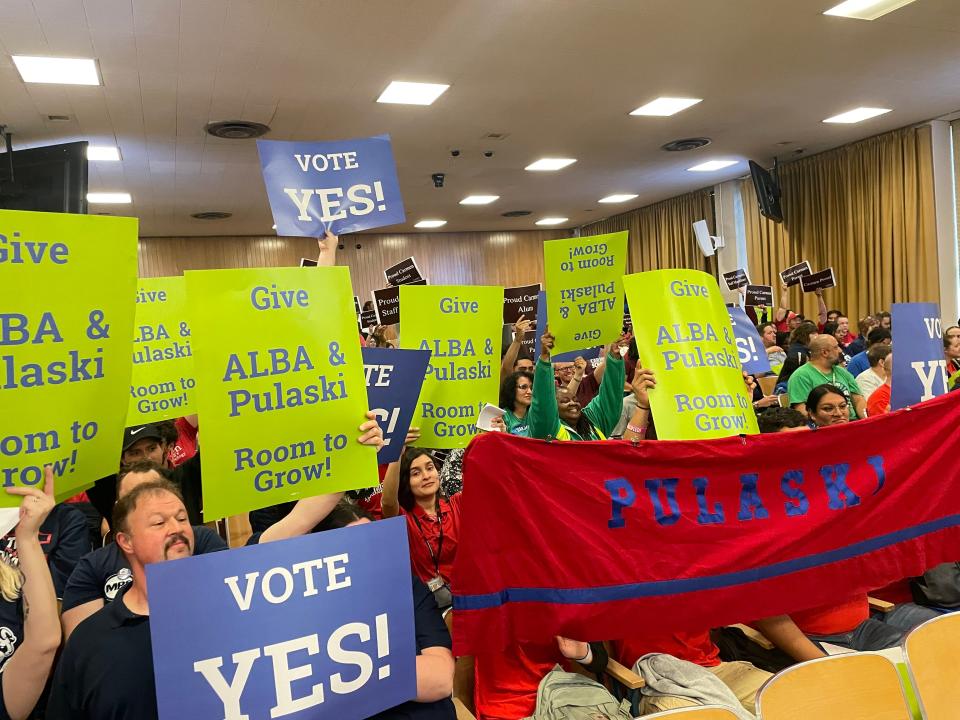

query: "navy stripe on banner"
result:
(453, 513), (960, 611)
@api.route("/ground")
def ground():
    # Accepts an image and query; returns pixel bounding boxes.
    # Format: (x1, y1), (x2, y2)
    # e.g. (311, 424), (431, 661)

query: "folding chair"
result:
(756, 652), (912, 719)
(903, 611), (960, 720)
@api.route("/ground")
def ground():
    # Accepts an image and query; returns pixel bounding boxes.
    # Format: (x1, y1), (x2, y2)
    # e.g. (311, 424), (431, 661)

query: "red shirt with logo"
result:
(167, 417), (198, 467)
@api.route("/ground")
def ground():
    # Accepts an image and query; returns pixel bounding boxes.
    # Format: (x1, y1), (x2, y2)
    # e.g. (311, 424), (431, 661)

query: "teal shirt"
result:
(504, 409), (530, 437)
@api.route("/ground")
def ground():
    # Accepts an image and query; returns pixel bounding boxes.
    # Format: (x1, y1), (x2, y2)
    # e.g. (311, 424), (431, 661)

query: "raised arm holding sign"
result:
(543, 232), (628, 355)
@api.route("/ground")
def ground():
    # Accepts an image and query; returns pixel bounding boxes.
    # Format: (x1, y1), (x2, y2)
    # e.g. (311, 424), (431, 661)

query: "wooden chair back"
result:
(903, 611), (960, 720)
(756, 652), (912, 720)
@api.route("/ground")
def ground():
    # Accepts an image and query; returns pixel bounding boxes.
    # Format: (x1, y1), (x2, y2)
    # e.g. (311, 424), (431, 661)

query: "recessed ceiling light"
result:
(687, 160), (738, 172)
(271, 224), (277, 230)
(87, 192), (131, 204)
(376, 81), (450, 106)
(87, 146), (120, 161)
(823, 0), (918, 20)
(630, 97), (702, 117)
(525, 158), (577, 172)
(823, 107), (892, 124)
(536, 217), (569, 226)
(459, 195), (499, 205)
(599, 194), (639, 204)
(12, 56), (101, 85)
(415, 219), (447, 228)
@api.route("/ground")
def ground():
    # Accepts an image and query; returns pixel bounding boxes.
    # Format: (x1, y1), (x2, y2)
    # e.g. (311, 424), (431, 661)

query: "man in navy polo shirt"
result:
(47, 479), (192, 720)
(60, 461), (227, 638)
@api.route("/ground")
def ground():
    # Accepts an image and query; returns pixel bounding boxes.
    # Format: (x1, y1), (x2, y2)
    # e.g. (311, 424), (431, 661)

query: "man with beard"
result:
(46, 481), (194, 720)
(59, 461), (228, 638)
(787, 335), (866, 420)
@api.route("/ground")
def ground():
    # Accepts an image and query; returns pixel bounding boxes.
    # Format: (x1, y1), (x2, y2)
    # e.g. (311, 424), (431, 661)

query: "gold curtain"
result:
(953, 120), (960, 270)
(580, 188), (716, 276)
(742, 125), (938, 320)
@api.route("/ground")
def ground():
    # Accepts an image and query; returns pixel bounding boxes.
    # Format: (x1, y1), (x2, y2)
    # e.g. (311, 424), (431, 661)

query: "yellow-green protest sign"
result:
(1, 210), (137, 504)
(127, 276), (196, 424)
(185, 266), (377, 519)
(624, 269), (759, 440)
(400, 285), (503, 448)
(543, 231), (628, 354)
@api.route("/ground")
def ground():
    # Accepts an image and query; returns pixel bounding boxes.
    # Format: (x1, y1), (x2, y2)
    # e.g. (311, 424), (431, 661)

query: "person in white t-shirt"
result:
(855, 344), (891, 402)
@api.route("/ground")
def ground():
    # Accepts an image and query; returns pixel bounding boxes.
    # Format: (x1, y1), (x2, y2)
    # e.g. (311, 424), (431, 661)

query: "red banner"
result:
(452, 391), (960, 655)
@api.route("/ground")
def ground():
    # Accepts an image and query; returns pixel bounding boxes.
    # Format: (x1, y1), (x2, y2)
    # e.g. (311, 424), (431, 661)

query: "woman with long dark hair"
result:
(382, 435), (461, 610)
(498, 370), (534, 436)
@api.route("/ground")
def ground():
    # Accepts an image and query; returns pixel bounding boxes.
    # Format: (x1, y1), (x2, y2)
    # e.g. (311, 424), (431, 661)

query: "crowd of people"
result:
(3, 241), (960, 720)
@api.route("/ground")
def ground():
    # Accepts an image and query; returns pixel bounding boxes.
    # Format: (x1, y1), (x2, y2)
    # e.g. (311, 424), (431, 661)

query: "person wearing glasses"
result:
(498, 370), (534, 436)
(805, 384), (852, 428)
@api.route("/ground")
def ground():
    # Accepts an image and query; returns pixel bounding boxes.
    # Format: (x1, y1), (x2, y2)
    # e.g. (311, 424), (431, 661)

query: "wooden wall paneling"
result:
(138, 229), (570, 300)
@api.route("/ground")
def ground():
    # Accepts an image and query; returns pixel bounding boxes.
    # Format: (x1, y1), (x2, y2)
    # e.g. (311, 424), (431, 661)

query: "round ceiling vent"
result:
(501, 210), (532, 217)
(191, 211), (232, 220)
(205, 120), (271, 140)
(661, 137), (712, 152)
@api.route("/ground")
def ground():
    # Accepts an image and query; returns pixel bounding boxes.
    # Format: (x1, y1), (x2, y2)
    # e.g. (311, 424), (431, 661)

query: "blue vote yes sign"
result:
(727, 306), (772, 376)
(362, 347), (431, 464)
(148, 518), (417, 720)
(890, 302), (949, 410)
(257, 134), (406, 237)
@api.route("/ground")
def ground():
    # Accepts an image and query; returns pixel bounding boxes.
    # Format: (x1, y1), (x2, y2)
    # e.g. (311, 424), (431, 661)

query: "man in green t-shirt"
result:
(787, 335), (865, 420)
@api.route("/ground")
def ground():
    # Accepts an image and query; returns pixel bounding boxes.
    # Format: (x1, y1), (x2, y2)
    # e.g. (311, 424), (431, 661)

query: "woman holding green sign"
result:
(529, 329), (630, 441)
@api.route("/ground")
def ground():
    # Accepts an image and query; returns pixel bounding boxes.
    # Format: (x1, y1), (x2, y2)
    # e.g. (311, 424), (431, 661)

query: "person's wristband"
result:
(626, 423), (646, 436)
(635, 404), (650, 411)
(575, 647), (592, 664)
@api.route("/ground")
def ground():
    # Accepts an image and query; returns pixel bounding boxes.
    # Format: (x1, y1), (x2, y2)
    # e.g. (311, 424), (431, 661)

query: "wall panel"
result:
(137, 229), (567, 300)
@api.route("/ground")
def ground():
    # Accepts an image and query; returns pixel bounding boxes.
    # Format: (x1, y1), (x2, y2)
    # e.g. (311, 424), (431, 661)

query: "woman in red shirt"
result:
(382, 435), (461, 611)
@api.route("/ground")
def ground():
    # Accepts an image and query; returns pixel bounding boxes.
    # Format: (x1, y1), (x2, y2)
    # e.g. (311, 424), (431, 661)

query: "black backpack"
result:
(911, 563), (960, 608)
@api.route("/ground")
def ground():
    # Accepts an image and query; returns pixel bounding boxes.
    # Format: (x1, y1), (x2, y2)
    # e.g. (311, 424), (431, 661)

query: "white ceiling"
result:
(1, 0), (959, 237)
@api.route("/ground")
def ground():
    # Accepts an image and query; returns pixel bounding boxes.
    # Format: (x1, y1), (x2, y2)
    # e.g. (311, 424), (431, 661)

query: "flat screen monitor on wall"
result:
(0, 140), (89, 214)
(749, 159), (783, 224)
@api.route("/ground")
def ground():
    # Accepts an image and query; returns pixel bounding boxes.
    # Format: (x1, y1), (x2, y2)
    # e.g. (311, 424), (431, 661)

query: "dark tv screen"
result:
(0, 140), (88, 214)
(749, 160), (783, 223)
